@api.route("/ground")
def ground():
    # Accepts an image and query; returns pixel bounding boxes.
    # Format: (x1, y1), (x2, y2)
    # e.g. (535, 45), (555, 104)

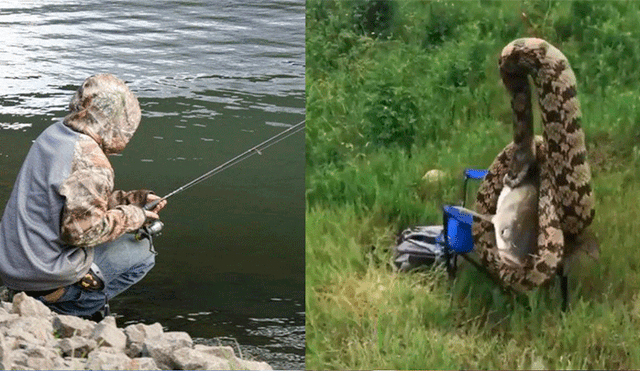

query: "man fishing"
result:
(0, 74), (166, 320)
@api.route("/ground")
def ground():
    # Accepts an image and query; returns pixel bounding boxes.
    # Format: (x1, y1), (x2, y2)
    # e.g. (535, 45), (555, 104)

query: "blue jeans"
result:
(39, 233), (156, 317)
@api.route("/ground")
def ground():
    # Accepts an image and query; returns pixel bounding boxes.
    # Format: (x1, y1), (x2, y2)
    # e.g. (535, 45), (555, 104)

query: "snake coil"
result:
(472, 38), (595, 291)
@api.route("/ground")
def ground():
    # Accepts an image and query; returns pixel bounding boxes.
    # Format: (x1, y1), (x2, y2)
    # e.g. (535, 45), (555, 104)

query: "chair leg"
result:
(445, 249), (457, 279)
(451, 254), (457, 278)
(442, 206), (456, 279)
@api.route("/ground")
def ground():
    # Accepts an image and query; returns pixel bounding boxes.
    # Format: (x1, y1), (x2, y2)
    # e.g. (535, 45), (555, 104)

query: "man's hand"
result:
(143, 209), (160, 221)
(145, 194), (167, 214)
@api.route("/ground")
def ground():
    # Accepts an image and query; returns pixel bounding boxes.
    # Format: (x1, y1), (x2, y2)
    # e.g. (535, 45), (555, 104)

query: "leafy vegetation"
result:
(306, 0), (640, 369)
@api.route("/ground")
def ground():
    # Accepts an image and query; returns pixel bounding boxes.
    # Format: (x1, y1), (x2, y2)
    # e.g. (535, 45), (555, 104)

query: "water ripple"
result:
(0, 0), (304, 117)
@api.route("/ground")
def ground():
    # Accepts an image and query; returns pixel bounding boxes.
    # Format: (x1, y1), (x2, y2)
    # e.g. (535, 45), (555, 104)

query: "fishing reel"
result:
(133, 198), (166, 255)
(135, 219), (164, 255)
(135, 219), (164, 241)
(135, 197), (165, 240)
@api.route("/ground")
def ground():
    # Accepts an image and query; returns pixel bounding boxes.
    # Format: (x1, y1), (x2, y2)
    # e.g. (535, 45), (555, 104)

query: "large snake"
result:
(472, 38), (595, 291)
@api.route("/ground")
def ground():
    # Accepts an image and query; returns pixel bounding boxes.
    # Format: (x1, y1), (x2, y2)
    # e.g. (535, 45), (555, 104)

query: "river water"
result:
(0, 1), (305, 368)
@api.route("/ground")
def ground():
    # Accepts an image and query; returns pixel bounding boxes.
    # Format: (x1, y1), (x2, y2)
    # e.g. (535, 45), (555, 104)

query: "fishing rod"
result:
(136, 119), (305, 240)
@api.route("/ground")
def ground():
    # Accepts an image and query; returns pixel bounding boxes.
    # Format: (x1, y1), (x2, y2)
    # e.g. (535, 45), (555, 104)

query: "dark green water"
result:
(0, 1), (304, 368)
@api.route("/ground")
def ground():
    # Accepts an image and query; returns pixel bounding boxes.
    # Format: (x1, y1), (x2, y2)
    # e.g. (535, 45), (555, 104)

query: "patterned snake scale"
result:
(472, 38), (595, 291)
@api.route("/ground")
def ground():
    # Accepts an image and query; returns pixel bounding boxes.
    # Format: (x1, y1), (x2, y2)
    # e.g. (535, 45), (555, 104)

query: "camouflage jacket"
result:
(60, 74), (147, 247)
(0, 74), (148, 290)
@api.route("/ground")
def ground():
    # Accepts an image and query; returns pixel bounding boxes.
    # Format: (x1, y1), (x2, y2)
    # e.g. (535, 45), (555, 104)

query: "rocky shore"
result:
(0, 291), (272, 370)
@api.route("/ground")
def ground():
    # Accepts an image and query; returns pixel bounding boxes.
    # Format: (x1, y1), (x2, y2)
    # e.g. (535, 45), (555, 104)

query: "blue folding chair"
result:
(393, 169), (488, 273)
(442, 169), (487, 278)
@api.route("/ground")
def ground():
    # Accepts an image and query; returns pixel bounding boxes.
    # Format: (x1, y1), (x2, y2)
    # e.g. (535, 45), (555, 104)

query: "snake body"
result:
(473, 38), (595, 291)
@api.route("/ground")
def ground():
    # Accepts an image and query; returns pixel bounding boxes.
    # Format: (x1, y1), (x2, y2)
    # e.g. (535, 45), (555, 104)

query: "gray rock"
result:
(8, 349), (28, 370)
(124, 322), (164, 344)
(194, 344), (236, 359)
(0, 295), (273, 370)
(141, 339), (176, 370)
(0, 333), (11, 370)
(126, 341), (144, 359)
(61, 357), (87, 370)
(91, 321), (126, 351)
(124, 322), (163, 357)
(100, 315), (117, 327)
(52, 315), (95, 338)
(2, 335), (17, 352)
(192, 345), (273, 370)
(11, 292), (52, 317)
(5, 317), (54, 345)
(51, 353), (69, 370)
(94, 345), (122, 354)
(141, 332), (192, 370)
(4, 326), (41, 346)
(124, 325), (144, 346)
(237, 359), (274, 370)
(0, 307), (18, 325)
(162, 331), (193, 349)
(127, 357), (159, 370)
(0, 313), (19, 324)
(171, 347), (230, 370)
(57, 336), (98, 357)
(86, 349), (132, 370)
(11, 344), (62, 370)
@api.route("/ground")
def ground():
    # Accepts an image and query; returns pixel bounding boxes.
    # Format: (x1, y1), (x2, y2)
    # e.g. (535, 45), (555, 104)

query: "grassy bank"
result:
(306, 1), (640, 369)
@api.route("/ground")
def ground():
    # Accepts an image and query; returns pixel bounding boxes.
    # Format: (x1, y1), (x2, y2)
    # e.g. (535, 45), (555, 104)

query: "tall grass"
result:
(307, 0), (640, 369)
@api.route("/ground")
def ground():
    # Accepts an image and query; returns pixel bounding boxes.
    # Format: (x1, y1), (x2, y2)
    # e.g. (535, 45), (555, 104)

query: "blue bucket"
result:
(442, 205), (474, 254)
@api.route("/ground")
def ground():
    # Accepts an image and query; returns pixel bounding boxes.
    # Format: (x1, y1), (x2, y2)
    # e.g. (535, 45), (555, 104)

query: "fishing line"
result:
(144, 119), (305, 210)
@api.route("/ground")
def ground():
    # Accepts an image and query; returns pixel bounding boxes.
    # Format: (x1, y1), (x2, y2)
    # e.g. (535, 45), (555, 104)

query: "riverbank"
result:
(0, 291), (272, 370)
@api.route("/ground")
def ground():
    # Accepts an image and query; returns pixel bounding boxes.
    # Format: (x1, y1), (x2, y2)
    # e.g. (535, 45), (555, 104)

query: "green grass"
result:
(306, 0), (640, 369)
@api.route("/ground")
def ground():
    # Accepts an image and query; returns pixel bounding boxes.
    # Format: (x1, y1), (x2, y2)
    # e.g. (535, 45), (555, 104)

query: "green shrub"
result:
(352, 0), (396, 39)
(363, 83), (418, 153)
(423, 1), (467, 49)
